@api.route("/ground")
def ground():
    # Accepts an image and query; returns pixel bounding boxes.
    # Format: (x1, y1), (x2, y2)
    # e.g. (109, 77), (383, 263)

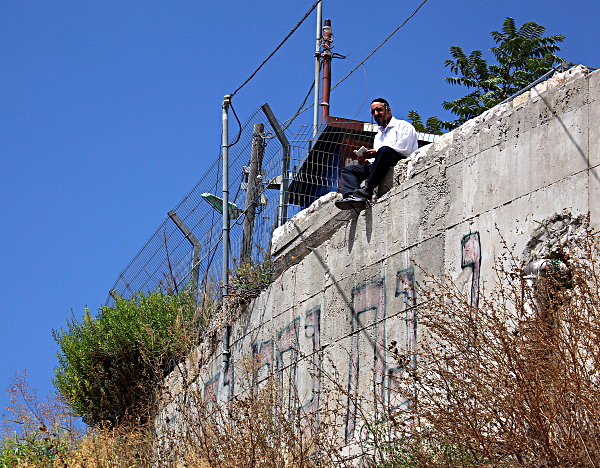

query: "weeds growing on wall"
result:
(155, 357), (358, 468)
(230, 254), (274, 302)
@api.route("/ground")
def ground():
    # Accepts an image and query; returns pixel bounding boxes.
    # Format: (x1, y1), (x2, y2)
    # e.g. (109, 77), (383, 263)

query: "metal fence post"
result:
(167, 210), (201, 289)
(221, 95), (232, 384)
(261, 103), (291, 227)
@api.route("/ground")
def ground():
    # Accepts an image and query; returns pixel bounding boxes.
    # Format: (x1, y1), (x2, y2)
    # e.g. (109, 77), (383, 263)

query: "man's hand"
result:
(358, 148), (376, 164)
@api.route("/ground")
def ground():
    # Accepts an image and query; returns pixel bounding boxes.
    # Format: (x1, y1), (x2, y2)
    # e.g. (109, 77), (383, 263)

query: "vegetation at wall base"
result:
(0, 372), (82, 468)
(155, 359), (358, 468)
(53, 287), (213, 427)
(408, 17), (565, 132)
(14, 221), (600, 466)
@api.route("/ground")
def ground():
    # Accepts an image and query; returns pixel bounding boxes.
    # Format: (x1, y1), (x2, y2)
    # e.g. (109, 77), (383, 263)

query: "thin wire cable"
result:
(331, 0), (429, 91)
(283, 100), (315, 121)
(269, 0), (428, 126)
(343, 57), (369, 118)
(263, 78), (318, 140)
(230, 0), (321, 98)
(280, 80), (315, 131)
(227, 102), (243, 148)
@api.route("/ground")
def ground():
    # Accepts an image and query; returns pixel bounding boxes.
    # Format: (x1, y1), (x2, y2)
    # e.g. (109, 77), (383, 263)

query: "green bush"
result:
(53, 289), (208, 427)
(0, 430), (70, 467)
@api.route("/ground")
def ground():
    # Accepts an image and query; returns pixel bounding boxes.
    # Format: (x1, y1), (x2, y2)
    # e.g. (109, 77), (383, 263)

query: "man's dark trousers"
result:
(340, 146), (402, 197)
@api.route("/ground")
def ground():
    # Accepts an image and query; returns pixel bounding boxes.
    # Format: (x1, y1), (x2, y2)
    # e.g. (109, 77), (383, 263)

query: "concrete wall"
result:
(160, 66), (600, 442)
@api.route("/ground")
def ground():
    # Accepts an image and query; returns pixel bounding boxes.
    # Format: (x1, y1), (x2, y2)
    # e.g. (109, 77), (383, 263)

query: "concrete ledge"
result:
(271, 66), (596, 281)
(271, 192), (358, 277)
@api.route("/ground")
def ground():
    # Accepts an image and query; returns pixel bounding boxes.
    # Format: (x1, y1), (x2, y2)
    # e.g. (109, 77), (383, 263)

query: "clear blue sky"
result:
(1, 0), (599, 418)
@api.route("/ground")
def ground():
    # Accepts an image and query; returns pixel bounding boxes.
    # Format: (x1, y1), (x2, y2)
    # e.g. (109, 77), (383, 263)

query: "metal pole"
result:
(312, 0), (322, 138)
(320, 19), (332, 124)
(168, 210), (201, 290)
(222, 95), (231, 301)
(222, 95), (231, 376)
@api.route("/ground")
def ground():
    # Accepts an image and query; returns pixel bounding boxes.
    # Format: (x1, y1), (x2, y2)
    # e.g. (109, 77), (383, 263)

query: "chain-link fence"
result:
(108, 105), (290, 305)
(107, 107), (437, 306)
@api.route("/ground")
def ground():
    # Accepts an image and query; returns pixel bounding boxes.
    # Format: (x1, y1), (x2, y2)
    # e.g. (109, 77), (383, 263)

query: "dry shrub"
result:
(0, 373), (157, 468)
(0, 372), (82, 467)
(155, 358), (359, 468)
(391, 223), (600, 467)
(64, 425), (153, 468)
(18, 223), (600, 467)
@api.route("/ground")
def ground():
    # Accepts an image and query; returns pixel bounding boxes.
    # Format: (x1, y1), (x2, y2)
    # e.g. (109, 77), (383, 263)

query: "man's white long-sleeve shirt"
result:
(373, 116), (418, 157)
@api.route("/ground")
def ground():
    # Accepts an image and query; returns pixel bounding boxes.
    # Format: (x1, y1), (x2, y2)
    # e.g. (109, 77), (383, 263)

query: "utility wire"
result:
(230, 0), (322, 98)
(342, 56), (369, 118)
(331, 0), (430, 91)
(227, 102), (243, 147)
(263, 77), (318, 140)
(271, 0), (429, 127)
(280, 80), (315, 131)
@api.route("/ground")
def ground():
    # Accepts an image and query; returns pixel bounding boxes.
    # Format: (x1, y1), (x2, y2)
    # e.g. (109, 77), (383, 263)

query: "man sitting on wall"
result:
(335, 98), (418, 210)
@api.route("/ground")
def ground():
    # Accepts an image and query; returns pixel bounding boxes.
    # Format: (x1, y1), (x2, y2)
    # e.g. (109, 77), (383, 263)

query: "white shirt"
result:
(373, 116), (418, 157)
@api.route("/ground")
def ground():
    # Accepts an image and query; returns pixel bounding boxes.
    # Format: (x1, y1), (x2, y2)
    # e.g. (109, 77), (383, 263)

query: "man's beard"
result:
(375, 115), (387, 126)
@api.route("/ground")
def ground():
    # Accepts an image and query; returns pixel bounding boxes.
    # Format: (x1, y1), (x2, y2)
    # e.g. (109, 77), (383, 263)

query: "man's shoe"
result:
(353, 187), (372, 200)
(335, 194), (367, 210)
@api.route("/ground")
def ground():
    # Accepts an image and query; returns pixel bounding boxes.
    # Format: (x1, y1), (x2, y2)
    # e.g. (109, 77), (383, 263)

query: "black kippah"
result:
(371, 98), (389, 107)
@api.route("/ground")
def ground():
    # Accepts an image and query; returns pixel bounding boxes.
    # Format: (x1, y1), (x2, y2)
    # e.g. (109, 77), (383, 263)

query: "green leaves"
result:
(406, 110), (446, 135)
(410, 17), (565, 132)
(53, 289), (206, 427)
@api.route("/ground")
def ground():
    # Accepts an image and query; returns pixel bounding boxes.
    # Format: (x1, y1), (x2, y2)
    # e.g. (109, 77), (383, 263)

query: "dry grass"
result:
(9, 222), (600, 467)
(154, 358), (358, 468)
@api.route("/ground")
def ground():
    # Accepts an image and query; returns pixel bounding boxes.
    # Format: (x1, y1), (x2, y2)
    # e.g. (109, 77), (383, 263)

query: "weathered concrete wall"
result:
(161, 66), (599, 442)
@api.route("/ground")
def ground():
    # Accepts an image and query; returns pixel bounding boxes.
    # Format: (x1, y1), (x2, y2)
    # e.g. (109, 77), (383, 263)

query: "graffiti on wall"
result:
(301, 307), (321, 415)
(387, 267), (417, 415)
(253, 311), (322, 413)
(253, 338), (274, 386)
(345, 279), (386, 442)
(461, 232), (481, 308)
(189, 232), (482, 437)
(277, 317), (300, 408)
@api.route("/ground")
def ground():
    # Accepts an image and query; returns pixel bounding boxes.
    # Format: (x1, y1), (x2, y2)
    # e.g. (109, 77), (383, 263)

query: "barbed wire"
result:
(107, 104), (376, 306)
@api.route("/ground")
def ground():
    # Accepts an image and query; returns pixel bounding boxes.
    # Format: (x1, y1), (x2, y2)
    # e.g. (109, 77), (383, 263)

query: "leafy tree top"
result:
(409, 17), (565, 132)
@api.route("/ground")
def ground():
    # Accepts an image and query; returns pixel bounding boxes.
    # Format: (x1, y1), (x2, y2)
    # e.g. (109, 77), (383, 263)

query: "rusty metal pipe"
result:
(320, 19), (332, 124)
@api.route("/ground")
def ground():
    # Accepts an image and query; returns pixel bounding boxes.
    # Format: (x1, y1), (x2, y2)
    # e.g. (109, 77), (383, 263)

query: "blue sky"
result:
(1, 0), (599, 419)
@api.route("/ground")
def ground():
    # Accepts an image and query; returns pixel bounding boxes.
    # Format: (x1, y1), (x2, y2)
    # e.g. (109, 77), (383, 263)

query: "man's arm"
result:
(389, 123), (418, 157)
(358, 148), (377, 164)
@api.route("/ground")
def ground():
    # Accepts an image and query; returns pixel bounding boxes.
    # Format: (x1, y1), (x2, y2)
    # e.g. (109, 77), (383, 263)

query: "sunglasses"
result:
(370, 106), (387, 115)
